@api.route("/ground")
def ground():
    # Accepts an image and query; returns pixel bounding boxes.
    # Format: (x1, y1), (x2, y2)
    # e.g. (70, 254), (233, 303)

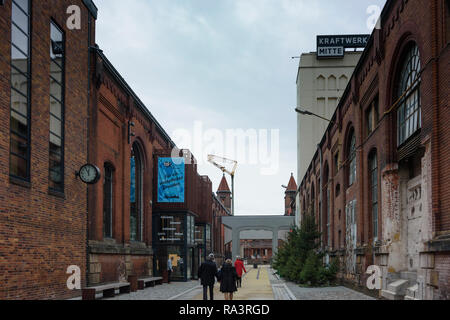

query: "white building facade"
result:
(295, 51), (362, 226)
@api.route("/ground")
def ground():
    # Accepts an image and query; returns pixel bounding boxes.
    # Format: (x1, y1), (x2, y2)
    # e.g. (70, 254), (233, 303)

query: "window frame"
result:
(396, 44), (421, 147)
(10, 0), (31, 182)
(103, 163), (114, 239)
(366, 97), (379, 137)
(369, 152), (379, 242)
(48, 20), (66, 193)
(130, 143), (144, 242)
(348, 131), (357, 187)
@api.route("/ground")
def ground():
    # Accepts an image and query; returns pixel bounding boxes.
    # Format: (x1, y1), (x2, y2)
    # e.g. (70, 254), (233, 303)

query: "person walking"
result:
(198, 253), (218, 300)
(234, 256), (247, 288)
(167, 256), (174, 284)
(218, 259), (238, 300)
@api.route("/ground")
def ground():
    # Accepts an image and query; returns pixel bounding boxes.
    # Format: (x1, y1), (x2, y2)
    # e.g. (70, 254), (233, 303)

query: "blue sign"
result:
(157, 157), (185, 203)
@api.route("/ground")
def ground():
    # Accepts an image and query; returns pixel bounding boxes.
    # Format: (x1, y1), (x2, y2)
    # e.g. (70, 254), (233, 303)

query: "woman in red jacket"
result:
(234, 256), (247, 288)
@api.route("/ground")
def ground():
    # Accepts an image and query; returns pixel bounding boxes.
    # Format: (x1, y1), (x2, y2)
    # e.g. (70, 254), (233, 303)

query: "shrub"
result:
(273, 211), (340, 287)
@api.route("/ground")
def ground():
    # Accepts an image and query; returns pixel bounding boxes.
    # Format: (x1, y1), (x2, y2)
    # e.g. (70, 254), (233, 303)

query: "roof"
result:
(217, 175), (231, 193)
(83, 0), (98, 19)
(286, 173), (297, 192)
(94, 48), (176, 149)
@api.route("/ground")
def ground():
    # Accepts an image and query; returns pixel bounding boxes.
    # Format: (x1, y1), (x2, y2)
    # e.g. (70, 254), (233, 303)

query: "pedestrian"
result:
(234, 256), (247, 288)
(218, 259), (238, 300)
(167, 256), (174, 284)
(198, 253), (219, 300)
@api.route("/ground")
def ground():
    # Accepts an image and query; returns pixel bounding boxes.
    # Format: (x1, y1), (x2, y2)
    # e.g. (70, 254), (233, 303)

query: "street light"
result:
(295, 108), (334, 124)
(295, 107), (332, 249)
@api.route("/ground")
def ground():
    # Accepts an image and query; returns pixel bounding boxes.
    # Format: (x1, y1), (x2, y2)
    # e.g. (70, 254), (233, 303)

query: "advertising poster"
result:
(157, 157), (185, 203)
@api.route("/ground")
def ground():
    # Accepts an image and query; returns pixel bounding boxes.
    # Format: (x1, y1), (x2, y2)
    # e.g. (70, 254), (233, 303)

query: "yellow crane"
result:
(207, 155), (237, 215)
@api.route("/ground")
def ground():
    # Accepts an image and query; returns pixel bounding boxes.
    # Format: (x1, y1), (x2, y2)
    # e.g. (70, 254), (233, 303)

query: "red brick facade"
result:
(212, 193), (232, 265)
(86, 50), (176, 285)
(298, 0), (450, 300)
(0, 0), (96, 299)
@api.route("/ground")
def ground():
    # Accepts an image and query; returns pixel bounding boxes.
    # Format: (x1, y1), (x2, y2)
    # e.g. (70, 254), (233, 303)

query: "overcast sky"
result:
(94, 0), (386, 216)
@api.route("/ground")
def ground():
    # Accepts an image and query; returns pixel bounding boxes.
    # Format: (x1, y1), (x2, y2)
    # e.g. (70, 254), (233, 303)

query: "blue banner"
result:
(157, 157), (185, 203)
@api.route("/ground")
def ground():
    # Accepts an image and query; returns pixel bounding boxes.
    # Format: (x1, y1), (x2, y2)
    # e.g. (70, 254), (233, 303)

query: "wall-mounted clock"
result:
(77, 164), (101, 185)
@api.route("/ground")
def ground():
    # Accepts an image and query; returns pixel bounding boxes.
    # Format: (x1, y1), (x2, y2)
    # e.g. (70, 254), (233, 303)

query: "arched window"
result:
(103, 163), (114, 239)
(369, 151), (379, 241)
(130, 143), (144, 242)
(348, 130), (357, 187)
(397, 43), (421, 146)
(323, 164), (331, 248)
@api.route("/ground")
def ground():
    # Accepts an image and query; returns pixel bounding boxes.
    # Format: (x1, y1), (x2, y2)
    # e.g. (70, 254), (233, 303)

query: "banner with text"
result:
(158, 157), (185, 203)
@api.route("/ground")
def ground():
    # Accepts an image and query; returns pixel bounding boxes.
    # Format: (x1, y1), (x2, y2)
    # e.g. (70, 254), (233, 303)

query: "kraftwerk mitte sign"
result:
(317, 34), (370, 58)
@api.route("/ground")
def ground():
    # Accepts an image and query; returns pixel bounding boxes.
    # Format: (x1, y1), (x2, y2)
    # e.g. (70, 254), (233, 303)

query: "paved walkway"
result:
(269, 269), (376, 300)
(103, 265), (375, 300)
(176, 265), (274, 300)
(105, 280), (201, 300)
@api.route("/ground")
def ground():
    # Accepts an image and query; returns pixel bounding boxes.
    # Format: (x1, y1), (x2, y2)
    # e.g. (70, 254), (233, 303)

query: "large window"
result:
(10, 0), (31, 180)
(366, 97), (379, 136)
(327, 187), (331, 248)
(49, 22), (65, 191)
(369, 152), (379, 241)
(130, 143), (143, 242)
(348, 131), (357, 187)
(397, 44), (421, 146)
(103, 163), (114, 239)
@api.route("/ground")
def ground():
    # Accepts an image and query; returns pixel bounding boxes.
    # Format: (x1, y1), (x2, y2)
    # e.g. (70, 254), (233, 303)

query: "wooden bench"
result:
(82, 282), (131, 300)
(137, 277), (163, 290)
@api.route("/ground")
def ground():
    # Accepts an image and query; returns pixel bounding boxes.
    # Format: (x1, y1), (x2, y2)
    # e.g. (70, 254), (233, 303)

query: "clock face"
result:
(79, 164), (100, 184)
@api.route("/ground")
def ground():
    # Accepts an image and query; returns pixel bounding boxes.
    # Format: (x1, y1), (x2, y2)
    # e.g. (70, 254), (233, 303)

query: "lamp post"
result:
(295, 107), (334, 249)
(295, 108), (334, 124)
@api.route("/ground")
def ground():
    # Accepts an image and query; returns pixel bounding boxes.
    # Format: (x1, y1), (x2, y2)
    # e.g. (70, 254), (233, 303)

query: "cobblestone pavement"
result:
(284, 280), (376, 300)
(105, 280), (201, 300)
(268, 267), (375, 300)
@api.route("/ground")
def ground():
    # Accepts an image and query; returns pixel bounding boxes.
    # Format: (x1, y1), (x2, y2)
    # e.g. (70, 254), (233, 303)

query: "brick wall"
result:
(297, 0), (450, 298)
(0, 0), (94, 299)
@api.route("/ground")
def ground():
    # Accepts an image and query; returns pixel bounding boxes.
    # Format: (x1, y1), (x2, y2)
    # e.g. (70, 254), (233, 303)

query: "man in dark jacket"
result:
(198, 253), (218, 300)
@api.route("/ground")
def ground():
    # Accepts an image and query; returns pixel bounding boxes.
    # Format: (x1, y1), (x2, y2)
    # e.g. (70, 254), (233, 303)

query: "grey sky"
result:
(94, 0), (387, 215)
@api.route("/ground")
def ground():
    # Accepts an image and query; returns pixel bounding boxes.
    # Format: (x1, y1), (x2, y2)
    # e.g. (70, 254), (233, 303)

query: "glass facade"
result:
(49, 22), (65, 192)
(130, 143), (143, 242)
(397, 44), (421, 146)
(153, 212), (197, 281)
(103, 163), (113, 238)
(10, 0), (31, 180)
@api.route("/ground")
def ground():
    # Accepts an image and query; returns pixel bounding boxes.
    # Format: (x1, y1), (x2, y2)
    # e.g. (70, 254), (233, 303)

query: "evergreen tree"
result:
(273, 210), (339, 286)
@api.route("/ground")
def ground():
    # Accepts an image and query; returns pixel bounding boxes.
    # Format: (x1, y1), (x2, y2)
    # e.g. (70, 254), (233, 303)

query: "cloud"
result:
(94, 0), (387, 215)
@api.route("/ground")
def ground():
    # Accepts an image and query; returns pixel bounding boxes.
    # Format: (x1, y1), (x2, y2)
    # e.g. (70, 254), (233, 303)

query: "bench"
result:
(82, 282), (131, 300)
(137, 276), (163, 290)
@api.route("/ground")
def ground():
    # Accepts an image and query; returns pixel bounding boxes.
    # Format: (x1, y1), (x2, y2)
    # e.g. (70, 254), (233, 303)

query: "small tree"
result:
(273, 209), (339, 286)
(273, 210), (321, 283)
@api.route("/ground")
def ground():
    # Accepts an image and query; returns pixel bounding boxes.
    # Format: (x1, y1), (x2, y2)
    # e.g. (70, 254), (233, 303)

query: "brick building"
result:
(284, 173), (297, 216)
(86, 48), (178, 286)
(212, 177), (232, 265)
(0, 0), (97, 299)
(297, 0), (450, 300)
